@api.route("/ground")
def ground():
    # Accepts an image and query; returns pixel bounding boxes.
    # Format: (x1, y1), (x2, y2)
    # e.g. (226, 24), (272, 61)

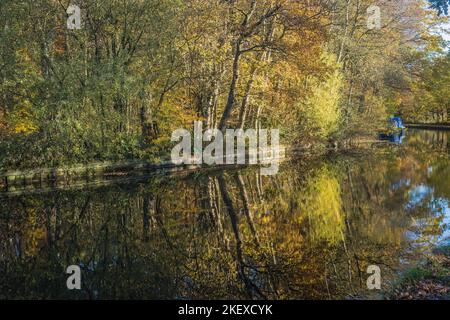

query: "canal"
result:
(0, 129), (449, 299)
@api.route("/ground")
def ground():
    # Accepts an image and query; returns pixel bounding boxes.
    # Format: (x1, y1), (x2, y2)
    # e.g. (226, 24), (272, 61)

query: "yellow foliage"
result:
(302, 52), (343, 138)
(11, 103), (38, 135)
(23, 210), (47, 257)
(299, 166), (344, 244)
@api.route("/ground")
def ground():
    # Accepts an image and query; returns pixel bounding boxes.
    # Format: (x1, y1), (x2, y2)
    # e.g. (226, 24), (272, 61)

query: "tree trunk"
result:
(238, 65), (257, 129)
(219, 40), (242, 130)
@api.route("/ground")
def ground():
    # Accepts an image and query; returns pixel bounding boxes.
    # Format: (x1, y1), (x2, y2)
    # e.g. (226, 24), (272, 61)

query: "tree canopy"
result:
(0, 0), (448, 169)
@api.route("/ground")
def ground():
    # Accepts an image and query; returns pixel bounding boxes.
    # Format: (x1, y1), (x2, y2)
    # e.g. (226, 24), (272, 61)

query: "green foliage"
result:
(402, 267), (434, 283)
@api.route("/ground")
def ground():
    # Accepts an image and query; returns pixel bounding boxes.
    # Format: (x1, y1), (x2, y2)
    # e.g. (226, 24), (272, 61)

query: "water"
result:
(0, 129), (449, 299)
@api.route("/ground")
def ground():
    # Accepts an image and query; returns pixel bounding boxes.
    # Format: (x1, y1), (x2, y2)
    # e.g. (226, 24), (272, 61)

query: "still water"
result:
(0, 129), (449, 299)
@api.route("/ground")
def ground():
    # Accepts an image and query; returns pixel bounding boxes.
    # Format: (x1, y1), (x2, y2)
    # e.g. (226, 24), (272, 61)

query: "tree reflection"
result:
(0, 130), (448, 299)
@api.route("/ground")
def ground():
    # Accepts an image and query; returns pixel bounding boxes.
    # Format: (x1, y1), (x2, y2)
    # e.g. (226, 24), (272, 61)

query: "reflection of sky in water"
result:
(435, 199), (450, 244)
(407, 184), (432, 208)
(406, 183), (450, 244)
(391, 178), (411, 191)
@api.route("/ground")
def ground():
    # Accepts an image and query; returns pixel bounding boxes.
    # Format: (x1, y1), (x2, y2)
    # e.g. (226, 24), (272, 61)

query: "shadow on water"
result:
(379, 129), (406, 144)
(0, 129), (449, 299)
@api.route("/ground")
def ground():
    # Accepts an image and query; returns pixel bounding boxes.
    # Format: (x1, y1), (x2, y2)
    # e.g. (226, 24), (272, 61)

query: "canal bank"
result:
(0, 137), (387, 196)
(385, 244), (450, 300)
(405, 123), (450, 131)
(0, 146), (286, 195)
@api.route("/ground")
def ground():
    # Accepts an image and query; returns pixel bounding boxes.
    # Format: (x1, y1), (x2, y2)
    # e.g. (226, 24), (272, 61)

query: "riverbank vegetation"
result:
(386, 245), (450, 299)
(0, 0), (449, 170)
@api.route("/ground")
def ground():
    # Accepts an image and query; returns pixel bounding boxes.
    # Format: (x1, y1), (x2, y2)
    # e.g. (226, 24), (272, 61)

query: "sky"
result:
(442, 22), (450, 41)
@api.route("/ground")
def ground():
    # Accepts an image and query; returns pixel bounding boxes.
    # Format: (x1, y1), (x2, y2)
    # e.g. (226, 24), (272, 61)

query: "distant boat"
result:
(389, 116), (406, 129)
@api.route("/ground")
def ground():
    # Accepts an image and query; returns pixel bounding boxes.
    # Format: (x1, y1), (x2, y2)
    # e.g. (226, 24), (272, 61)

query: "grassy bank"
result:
(386, 245), (450, 300)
